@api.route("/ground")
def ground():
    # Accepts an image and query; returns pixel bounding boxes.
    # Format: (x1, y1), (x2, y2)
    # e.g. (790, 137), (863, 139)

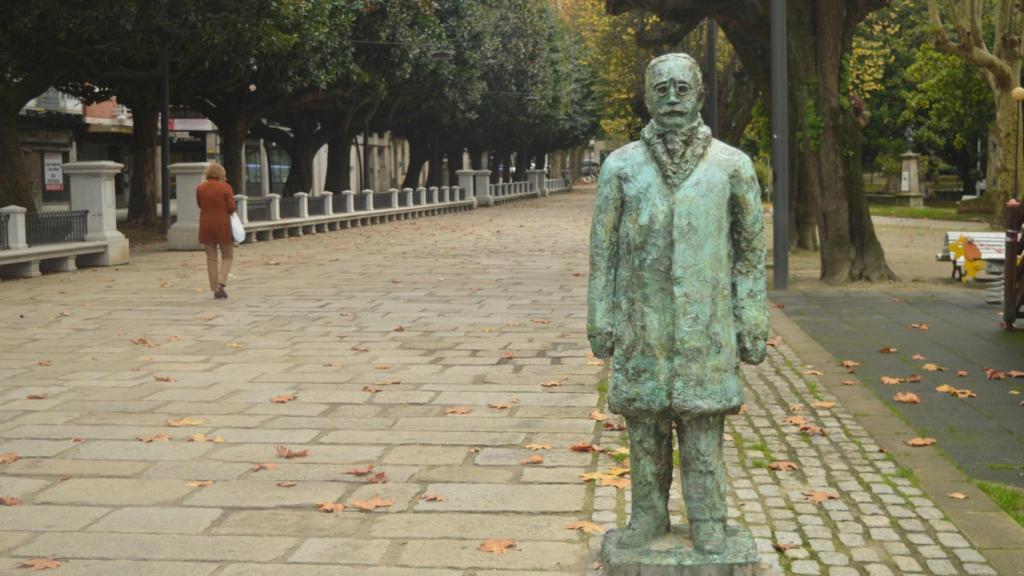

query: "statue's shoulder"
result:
(602, 141), (646, 174)
(707, 139), (752, 167)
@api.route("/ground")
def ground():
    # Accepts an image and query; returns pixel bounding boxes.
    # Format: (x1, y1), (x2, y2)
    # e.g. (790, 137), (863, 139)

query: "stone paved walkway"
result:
(0, 189), (1018, 575)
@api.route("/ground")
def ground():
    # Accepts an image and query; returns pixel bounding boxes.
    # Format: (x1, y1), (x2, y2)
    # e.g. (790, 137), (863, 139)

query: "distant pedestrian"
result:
(197, 162), (236, 299)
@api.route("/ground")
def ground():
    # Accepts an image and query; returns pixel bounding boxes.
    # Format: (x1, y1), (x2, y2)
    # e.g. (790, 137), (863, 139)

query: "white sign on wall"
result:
(44, 152), (64, 192)
(900, 170), (910, 193)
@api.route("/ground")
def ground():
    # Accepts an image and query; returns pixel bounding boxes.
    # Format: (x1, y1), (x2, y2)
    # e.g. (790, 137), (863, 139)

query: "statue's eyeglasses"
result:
(653, 80), (694, 98)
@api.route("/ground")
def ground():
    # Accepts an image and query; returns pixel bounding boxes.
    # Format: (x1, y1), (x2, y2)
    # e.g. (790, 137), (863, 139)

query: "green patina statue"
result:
(588, 53), (768, 565)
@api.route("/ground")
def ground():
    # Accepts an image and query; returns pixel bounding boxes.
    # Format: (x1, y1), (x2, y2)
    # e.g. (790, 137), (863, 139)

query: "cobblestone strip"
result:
(588, 338), (999, 575)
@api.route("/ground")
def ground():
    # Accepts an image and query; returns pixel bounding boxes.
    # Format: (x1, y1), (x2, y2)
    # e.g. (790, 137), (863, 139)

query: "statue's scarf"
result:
(641, 118), (713, 189)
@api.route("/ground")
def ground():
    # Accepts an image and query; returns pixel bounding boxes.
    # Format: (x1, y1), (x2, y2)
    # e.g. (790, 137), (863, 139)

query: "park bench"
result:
(936, 231), (1005, 280)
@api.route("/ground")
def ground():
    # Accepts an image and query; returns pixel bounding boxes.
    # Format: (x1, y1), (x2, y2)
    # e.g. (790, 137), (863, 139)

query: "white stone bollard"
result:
(416, 187), (427, 205)
(361, 189), (374, 211)
(526, 169), (546, 197)
(64, 161), (130, 263)
(322, 191), (334, 215)
(341, 190), (355, 212)
(441, 186), (450, 203)
(456, 170), (476, 208)
(268, 193), (281, 220)
(474, 170), (494, 207)
(0, 205), (28, 250)
(389, 188), (399, 209)
(295, 192), (309, 218)
(429, 186), (438, 204)
(403, 187), (414, 207)
(234, 195), (249, 225)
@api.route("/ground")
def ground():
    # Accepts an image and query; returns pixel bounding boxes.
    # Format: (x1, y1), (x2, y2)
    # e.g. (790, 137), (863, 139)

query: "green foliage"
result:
(977, 481), (1024, 528)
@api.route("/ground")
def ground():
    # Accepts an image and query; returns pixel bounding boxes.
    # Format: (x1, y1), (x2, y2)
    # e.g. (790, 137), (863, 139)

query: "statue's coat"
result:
(587, 128), (768, 418)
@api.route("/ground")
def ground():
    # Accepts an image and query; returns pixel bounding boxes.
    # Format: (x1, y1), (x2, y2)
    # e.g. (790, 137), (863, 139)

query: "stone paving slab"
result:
(1, 190), (1019, 575)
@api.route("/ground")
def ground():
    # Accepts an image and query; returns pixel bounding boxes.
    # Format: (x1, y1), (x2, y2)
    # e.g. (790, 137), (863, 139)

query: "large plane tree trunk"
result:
(126, 99), (159, 227)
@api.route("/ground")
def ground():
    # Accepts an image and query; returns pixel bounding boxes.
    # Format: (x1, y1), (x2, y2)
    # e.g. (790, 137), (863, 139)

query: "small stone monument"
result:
(588, 53), (767, 575)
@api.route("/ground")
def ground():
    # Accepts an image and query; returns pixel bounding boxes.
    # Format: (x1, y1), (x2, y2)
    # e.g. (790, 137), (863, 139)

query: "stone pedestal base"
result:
(601, 525), (758, 576)
(167, 224), (202, 251)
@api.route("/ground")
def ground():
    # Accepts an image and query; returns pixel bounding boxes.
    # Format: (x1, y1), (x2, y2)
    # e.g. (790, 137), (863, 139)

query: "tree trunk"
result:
(402, 136), (429, 190)
(0, 103), (36, 210)
(325, 133), (353, 192)
(126, 100), (158, 227)
(988, 89), (1018, 219)
(791, 1), (895, 283)
(515, 148), (529, 181)
(446, 144), (464, 185)
(216, 112), (251, 192)
(468, 146), (483, 170)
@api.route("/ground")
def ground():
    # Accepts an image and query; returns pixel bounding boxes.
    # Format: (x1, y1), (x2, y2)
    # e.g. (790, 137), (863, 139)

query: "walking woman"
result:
(197, 162), (236, 299)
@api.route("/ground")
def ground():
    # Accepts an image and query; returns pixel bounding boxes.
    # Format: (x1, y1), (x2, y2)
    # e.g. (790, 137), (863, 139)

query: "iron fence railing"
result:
(25, 210), (88, 247)
(308, 196), (327, 216)
(248, 198), (271, 221)
(279, 197), (300, 219)
(0, 213), (9, 250)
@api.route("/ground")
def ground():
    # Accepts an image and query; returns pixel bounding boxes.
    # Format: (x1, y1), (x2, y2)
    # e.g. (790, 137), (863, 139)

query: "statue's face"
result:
(646, 58), (704, 130)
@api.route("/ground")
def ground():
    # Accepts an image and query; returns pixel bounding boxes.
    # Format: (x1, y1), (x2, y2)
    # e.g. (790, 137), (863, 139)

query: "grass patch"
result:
(751, 458), (769, 469)
(988, 463), (1024, 471)
(869, 205), (984, 222)
(977, 481), (1024, 528)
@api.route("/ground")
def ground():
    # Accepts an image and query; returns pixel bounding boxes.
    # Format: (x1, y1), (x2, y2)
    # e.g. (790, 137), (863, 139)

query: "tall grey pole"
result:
(705, 19), (718, 137)
(160, 50), (171, 233)
(770, 0), (789, 290)
(363, 120), (371, 191)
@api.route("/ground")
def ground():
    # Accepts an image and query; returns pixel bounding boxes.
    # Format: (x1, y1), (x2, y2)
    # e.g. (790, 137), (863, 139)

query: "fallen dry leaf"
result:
(956, 370), (969, 377)
(841, 359), (860, 369)
(323, 362), (342, 368)
(590, 410), (608, 422)
(569, 443), (601, 453)
(789, 404), (806, 412)
(276, 481), (297, 488)
(362, 386), (382, 393)
(907, 373), (923, 383)
(446, 406), (472, 415)
(910, 323), (929, 330)
(906, 437), (937, 447)
(478, 539), (517, 555)
(912, 353), (926, 360)
(599, 476), (631, 489)
(879, 347), (898, 354)
(130, 337), (156, 347)
(804, 369), (824, 376)
(524, 443), (551, 451)
(841, 379), (859, 386)
(37, 360), (53, 367)
(894, 392), (921, 404)
(947, 492), (969, 500)
(501, 351), (517, 360)
(738, 404), (749, 414)
(317, 502), (345, 513)
(811, 401), (835, 410)
(137, 433), (170, 443)
(1008, 370), (1024, 378)
(374, 364), (390, 370)
(350, 345), (370, 353)
(566, 520), (606, 534)
(25, 394), (48, 400)
(393, 325), (405, 332)
(488, 403), (512, 410)
(367, 472), (388, 484)
(0, 496), (21, 506)
(773, 542), (799, 552)
(804, 491), (839, 505)
(922, 363), (946, 372)
(1, 452), (20, 464)
(800, 424), (828, 437)
(350, 495), (395, 512)
(421, 494), (446, 502)
(377, 379), (402, 386)
(769, 461), (799, 471)
(189, 434), (223, 443)
(226, 342), (244, 349)
(250, 463), (278, 472)
(880, 376), (905, 385)
(766, 336), (782, 347)
(166, 417), (204, 427)
(984, 368), (1006, 380)
(270, 394), (297, 404)
(521, 454), (545, 465)
(154, 375), (175, 382)
(186, 480), (214, 488)
(603, 421), (627, 431)
(785, 416), (809, 426)
(344, 465), (375, 476)
(532, 318), (551, 325)
(276, 445), (308, 459)
(541, 380), (562, 388)
(17, 558), (62, 571)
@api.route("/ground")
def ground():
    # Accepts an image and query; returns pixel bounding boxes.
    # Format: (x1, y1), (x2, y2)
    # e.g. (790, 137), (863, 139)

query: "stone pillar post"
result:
(416, 187), (427, 205)
(899, 152), (924, 208)
(295, 192), (310, 218)
(403, 187), (414, 206)
(474, 170), (494, 207)
(163, 162), (205, 250)
(322, 191), (334, 215)
(362, 189), (374, 211)
(267, 193), (281, 220)
(456, 170), (476, 207)
(64, 161), (130, 263)
(429, 186), (438, 204)
(526, 170), (546, 197)
(234, 195), (249, 225)
(0, 205), (28, 250)
(389, 188), (399, 209)
(441, 186), (450, 203)
(342, 190), (355, 212)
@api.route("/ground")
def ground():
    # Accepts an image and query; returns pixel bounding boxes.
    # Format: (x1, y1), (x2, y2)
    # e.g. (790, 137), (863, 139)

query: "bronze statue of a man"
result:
(588, 53), (768, 555)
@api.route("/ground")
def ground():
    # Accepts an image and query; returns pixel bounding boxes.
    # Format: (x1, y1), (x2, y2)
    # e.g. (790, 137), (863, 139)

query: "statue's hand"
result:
(738, 335), (766, 365)
(589, 333), (615, 360)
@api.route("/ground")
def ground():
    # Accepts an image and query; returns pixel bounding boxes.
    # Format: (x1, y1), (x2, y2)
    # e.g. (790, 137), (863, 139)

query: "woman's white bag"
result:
(230, 212), (245, 244)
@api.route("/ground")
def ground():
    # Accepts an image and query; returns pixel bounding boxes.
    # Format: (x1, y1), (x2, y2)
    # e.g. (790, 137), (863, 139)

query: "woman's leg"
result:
(218, 242), (233, 286)
(205, 244), (219, 291)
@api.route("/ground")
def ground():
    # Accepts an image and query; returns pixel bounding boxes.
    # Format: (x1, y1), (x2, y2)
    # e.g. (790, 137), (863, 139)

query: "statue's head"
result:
(645, 53), (705, 130)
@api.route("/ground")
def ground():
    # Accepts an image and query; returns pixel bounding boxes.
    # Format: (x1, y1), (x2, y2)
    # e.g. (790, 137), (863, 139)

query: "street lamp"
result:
(1013, 86), (1024, 201)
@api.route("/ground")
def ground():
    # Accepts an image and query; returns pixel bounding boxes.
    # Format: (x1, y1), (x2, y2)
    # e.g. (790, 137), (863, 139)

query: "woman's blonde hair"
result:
(204, 162), (227, 181)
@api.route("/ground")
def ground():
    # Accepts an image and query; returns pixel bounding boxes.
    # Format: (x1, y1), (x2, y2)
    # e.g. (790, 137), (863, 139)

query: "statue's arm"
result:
(587, 160), (623, 359)
(730, 156), (769, 364)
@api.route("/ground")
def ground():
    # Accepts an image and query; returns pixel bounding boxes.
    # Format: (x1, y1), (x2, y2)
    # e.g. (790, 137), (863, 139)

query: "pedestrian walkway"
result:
(0, 189), (1020, 575)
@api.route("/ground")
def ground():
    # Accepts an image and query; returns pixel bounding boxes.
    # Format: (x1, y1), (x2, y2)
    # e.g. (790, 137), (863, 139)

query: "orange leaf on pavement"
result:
(445, 406), (472, 415)
(893, 392), (921, 404)
(137, 433), (170, 443)
(154, 375), (175, 382)
(366, 472), (388, 484)
(947, 492), (969, 500)
(521, 454), (545, 465)
(478, 539), (517, 555)
(166, 417), (204, 427)
(922, 363), (945, 372)
(271, 394), (297, 403)
(277, 481), (297, 488)
(276, 445), (308, 459)
(524, 443), (551, 451)
(880, 376), (904, 385)
(186, 480), (214, 488)
(17, 558), (62, 571)
(590, 410), (608, 422)
(811, 401), (835, 409)
(569, 443), (601, 453)
(910, 323), (929, 330)
(421, 494), (446, 502)
(488, 403), (512, 410)
(906, 437), (937, 447)
(912, 354), (926, 360)
(566, 520), (606, 534)
(879, 347), (898, 354)
(317, 502), (345, 513)
(350, 495), (395, 512)
(769, 461), (799, 471)
(250, 463), (277, 472)
(0, 496), (21, 506)
(343, 465), (374, 476)
(803, 491), (839, 505)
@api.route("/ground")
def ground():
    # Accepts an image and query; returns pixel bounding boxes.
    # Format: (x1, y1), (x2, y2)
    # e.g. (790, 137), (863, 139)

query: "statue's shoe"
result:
(691, 521), (726, 554)
(612, 522), (668, 549)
